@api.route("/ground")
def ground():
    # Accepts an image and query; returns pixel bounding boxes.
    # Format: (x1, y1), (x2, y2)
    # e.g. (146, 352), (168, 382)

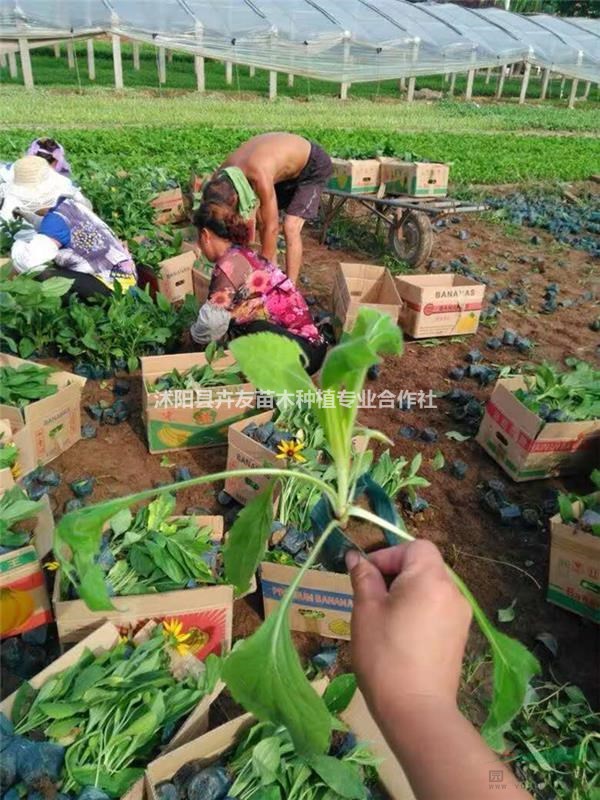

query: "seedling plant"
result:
(55, 309), (540, 757)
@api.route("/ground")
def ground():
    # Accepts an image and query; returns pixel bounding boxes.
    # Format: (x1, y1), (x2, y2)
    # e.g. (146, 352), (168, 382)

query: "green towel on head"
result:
(222, 167), (258, 220)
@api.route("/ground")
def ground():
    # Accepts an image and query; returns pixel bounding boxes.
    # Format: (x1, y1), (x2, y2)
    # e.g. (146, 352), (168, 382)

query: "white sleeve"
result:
(190, 303), (232, 345)
(73, 190), (93, 210)
(11, 234), (60, 273)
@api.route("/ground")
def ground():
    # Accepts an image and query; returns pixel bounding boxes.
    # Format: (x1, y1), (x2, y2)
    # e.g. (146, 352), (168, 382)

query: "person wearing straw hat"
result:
(1, 138), (90, 213)
(4, 156), (136, 300)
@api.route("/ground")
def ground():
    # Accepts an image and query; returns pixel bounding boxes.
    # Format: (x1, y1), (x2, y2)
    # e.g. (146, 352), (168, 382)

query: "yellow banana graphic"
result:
(0, 587), (35, 635)
(157, 427), (191, 448)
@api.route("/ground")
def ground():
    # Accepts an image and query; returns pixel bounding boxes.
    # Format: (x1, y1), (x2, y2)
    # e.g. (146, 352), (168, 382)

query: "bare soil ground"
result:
(3, 207), (598, 719)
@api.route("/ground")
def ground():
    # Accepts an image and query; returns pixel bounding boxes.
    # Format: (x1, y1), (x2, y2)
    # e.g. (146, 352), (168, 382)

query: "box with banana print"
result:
(141, 352), (258, 453)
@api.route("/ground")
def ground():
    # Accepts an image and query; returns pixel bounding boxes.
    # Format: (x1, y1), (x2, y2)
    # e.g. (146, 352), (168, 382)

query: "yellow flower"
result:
(44, 561), (60, 571)
(275, 439), (306, 463)
(10, 464), (21, 479)
(162, 618), (192, 656)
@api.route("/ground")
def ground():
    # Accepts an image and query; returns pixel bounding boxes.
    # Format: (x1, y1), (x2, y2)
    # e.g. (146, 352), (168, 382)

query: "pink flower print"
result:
(210, 290), (231, 308)
(246, 269), (270, 294)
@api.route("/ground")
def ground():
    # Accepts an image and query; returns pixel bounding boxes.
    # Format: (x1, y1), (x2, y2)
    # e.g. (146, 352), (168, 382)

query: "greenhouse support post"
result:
(449, 72), (456, 95)
(132, 41), (140, 70)
(225, 60), (233, 85)
(540, 67), (551, 100)
(87, 39), (95, 81)
(406, 37), (420, 103)
(168, 50), (173, 63)
(519, 60), (532, 104)
(582, 80), (591, 100)
(111, 16), (123, 90)
(0, 52), (6, 69)
(269, 29), (277, 100)
(568, 51), (583, 109)
(249, 65), (255, 77)
(8, 50), (18, 78)
(288, 73), (294, 87)
(340, 33), (351, 100)
(54, 43), (60, 57)
(18, 38), (33, 89)
(195, 23), (205, 93)
(158, 45), (166, 84)
(485, 66), (492, 84)
(465, 45), (477, 100)
(495, 65), (506, 99)
(67, 40), (75, 69)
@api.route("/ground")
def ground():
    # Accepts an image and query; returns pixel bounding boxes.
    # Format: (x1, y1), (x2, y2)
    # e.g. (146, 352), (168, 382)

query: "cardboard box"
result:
(191, 257), (213, 304)
(0, 621), (223, 800)
(0, 545), (52, 639)
(146, 684), (415, 800)
(0, 414), (36, 488)
(261, 560), (353, 639)
(224, 410), (279, 505)
(333, 262), (402, 332)
(0, 354), (85, 466)
(547, 496), (600, 623)
(157, 251), (195, 304)
(327, 158), (380, 195)
(151, 188), (187, 225)
(52, 516), (237, 647)
(477, 378), (600, 482)
(395, 274), (485, 338)
(379, 158), (449, 197)
(0, 488), (54, 558)
(142, 351), (257, 453)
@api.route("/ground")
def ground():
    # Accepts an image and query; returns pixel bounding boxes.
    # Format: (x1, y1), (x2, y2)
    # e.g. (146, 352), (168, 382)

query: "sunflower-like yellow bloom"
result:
(275, 439), (306, 463)
(162, 618), (192, 656)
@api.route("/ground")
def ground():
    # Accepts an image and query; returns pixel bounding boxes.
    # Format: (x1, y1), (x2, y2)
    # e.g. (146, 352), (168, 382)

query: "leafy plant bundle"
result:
(506, 681), (600, 800)
(0, 363), (58, 408)
(128, 229), (185, 278)
(160, 677), (380, 800)
(0, 267), (197, 371)
(0, 486), (43, 550)
(0, 436), (18, 472)
(244, 401), (325, 458)
(369, 451), (430, 501)
(0, 217), (25, 256)
(557, 469), (600, 537)
(514, 360), (600, 423)
(54, 309), (540, 758)
(4, 626), (221, 798)
(61, 493), (219, 600)
(151, 344), (244, 392)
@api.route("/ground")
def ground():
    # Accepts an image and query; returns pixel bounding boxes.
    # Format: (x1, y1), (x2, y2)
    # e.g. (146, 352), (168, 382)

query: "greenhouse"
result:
(1, 0), (599, 94)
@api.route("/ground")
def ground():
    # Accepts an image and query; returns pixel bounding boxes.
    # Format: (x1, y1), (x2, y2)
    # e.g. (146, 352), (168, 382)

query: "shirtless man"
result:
(214, 132), (332, 284)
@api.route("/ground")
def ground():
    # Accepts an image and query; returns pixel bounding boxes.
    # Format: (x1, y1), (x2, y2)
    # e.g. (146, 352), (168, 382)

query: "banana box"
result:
(261, 560), (353, 640)
(395, 274), (485, 338)
(141, 352), (258, 453)
(0, 546), (52, 639)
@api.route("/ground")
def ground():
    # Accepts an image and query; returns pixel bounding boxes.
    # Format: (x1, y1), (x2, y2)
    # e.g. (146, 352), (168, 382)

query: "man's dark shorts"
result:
(275, 142), (332, 221)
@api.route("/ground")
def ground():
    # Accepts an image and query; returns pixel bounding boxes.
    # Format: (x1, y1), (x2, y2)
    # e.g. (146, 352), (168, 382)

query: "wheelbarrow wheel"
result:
(388, 210), (433, 267)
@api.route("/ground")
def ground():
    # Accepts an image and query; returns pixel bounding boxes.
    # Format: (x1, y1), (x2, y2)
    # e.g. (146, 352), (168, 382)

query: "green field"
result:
(2, 41), (599, 104)
(1, 41), (599, 187)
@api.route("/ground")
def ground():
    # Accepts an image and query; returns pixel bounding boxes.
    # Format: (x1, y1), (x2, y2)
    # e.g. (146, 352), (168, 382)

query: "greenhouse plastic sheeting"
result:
(1, 0), (598, 83)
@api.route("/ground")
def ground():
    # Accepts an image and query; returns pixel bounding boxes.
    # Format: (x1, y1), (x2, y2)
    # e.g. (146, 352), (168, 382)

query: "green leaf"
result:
(40, 277), (74, 298)
(453, 573), (540, 751)
(222, 608), (331, 756)
(10, 681), (37, 725)
(304, 754), (366, 799)
(109, 507), (133, 536)
(252, 736), (281, 785)
(497, 599), (517, 624)
(79, 564), (113, 611)
(223, 483), (275, 595)
(591, 469), (600, 490)
(229, 333), (315, 397)
(18, 337), (36, 358)
(431, 450), (445, 471)
(323, 674), (357, 715)
(127, 355), (139, 372)
(445, 430), (471, 442)
(558, 493), (576, 524)
(38, 700), (86, 719)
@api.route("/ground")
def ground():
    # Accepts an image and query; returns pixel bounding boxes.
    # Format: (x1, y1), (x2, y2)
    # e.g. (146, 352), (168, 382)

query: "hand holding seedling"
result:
(347, 542), (533, 800)
(346, 541), (471, 718)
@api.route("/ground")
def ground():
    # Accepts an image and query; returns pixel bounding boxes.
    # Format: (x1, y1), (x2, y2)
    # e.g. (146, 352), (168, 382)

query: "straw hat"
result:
(1, 156), (72, 215)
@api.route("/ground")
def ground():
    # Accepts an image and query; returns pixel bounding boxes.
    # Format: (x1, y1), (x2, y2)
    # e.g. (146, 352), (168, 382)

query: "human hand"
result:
(346, 541), (472, 720)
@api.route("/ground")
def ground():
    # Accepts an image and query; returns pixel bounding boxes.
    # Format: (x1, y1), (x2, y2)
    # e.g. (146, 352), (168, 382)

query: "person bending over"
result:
(6, 157), (136, 301)
(190, 201), (327, 375)
(347, 541), (533, 800)
(203, 132), (332, 284)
